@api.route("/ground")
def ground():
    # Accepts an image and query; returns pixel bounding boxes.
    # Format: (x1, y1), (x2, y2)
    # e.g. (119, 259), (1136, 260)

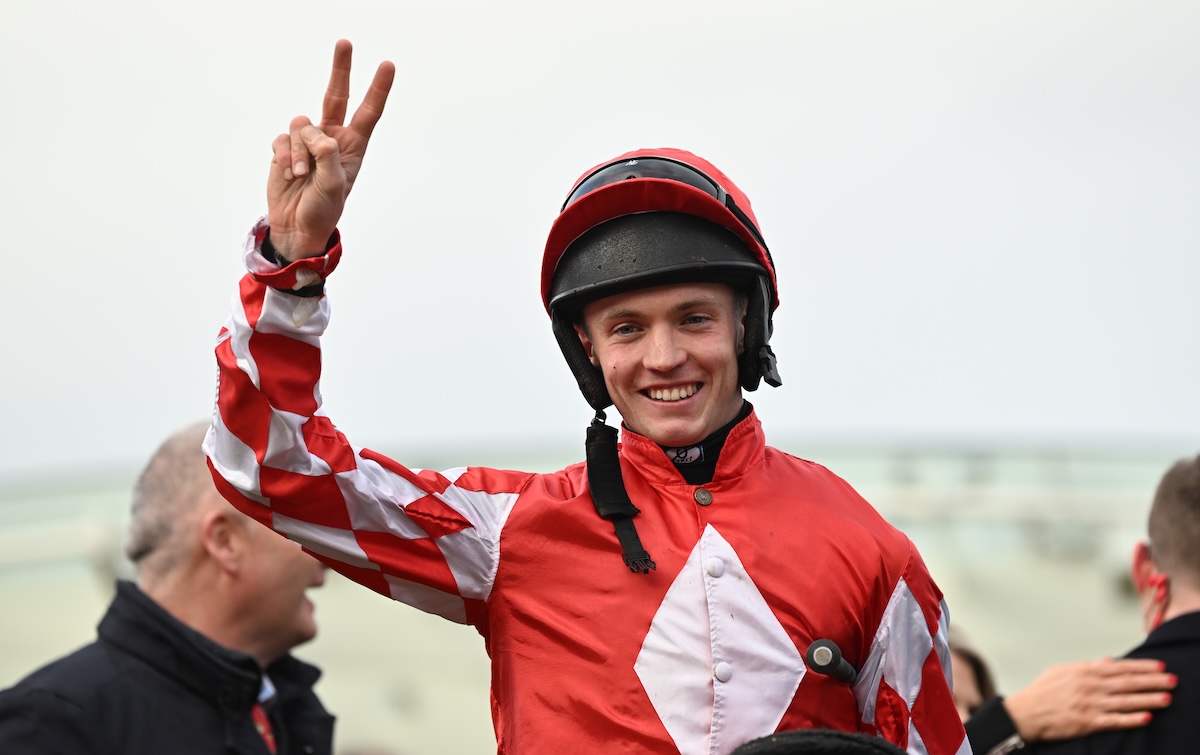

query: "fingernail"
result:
(301, 125), (322, 142)
(283, 167), (294, 181)
(293, 161), (307, 177)
(1168, 673), (1178, 686)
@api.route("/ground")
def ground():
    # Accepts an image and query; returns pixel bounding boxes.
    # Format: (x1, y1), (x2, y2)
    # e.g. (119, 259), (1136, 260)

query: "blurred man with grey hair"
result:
(0, 422), (333, 754)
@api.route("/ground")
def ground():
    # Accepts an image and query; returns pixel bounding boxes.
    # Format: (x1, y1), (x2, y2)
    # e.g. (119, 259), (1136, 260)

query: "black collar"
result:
(658, 401), (753, 485)
(98, 581), (320, 714)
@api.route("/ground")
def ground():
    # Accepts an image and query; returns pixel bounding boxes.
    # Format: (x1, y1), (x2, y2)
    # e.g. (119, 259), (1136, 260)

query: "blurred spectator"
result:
(0, 422), (333, 754)
(947, 625), (997, 723)
(1023, 452), (1200, 754)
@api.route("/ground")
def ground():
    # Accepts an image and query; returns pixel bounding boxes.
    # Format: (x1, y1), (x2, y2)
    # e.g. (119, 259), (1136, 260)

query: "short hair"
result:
(124, 421), (215, 574)
(1147, 452), (1200, 586)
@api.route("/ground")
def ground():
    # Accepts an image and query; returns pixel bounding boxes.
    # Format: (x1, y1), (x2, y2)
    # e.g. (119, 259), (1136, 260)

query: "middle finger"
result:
(321, 39), (353, 128)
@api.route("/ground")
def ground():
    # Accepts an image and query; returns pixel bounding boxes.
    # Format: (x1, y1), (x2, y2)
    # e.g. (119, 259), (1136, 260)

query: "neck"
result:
(1161, 586), (1200, 626)
(141, 572), (272, 667)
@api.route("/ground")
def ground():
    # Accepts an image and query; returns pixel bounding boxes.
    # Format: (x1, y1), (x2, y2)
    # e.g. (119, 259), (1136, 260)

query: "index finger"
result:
(1099, 658), (1171, 677)
(321, 39), (353, 128)
(1097, 659), (1177, 692)
(347, 60), (396, 140)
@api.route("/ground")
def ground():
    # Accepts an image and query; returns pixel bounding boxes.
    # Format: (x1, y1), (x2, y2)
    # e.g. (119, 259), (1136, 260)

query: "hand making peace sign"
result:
(266, 39), (395, 261)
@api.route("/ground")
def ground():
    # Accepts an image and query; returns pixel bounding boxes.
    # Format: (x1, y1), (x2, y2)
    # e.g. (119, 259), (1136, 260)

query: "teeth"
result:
(650, 384), (697, 402)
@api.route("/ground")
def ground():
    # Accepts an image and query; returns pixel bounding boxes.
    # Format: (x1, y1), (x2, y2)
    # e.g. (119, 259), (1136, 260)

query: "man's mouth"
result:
(645, 383), (700, 402)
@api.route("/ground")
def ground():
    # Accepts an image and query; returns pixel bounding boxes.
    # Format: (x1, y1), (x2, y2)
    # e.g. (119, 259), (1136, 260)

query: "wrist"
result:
(261, 230), (338, 266)
(1001, 692), (1040, 742)
(248, 225), (342, 299)
(263, 229), (336, 262)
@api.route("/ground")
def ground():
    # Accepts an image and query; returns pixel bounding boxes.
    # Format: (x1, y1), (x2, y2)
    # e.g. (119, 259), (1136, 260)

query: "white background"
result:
(3, 0), (1198, 479)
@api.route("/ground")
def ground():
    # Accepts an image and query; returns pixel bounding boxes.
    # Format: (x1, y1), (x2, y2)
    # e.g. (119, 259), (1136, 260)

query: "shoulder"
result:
(764, 447), (912, 544)
(762, 447), (871, 500)
(1024, 727), (1153, 755)
(1, 641), (123, 705)
(0, 642), (120, 750)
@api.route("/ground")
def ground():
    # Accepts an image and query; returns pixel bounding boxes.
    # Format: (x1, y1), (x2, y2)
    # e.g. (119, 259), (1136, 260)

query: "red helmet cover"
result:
(541, 147), (778, 314)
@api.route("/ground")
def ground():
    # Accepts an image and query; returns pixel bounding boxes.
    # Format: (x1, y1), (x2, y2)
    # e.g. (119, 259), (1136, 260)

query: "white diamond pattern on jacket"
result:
(635, 524), (806, 754)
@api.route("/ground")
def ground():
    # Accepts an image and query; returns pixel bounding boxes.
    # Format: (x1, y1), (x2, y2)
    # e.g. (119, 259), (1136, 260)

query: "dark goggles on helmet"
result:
(561, 156), (771, 255)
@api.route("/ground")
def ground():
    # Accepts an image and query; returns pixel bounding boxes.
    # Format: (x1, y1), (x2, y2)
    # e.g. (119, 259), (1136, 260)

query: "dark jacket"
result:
(0, 580), (334, 755)
(1023, 611), (1200, 755)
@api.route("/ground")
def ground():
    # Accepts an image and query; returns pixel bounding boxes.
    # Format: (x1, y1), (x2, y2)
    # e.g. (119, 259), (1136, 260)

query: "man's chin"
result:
(639, 421), (706, 448)
(291, 622), (319, 649)
(292, 601), (319, 646)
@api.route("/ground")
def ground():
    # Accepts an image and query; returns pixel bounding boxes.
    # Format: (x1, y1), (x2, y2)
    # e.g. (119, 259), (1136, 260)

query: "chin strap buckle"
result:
(759, 345), (782, 388)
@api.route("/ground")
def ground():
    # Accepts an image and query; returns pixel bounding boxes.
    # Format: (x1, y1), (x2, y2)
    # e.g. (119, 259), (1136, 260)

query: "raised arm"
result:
(205, 41), (536, 628)
(266, 39), (395, 259)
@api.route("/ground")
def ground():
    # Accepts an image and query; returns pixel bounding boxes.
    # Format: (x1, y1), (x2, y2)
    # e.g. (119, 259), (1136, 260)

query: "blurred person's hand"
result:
(1005, 657), (1176, 742)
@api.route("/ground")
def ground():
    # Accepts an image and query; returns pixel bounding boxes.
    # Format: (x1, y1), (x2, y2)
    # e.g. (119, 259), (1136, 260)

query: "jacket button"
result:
(694, 488), (713, 506)
(714, 661), (733, 682)
(705, 557), (726, 578)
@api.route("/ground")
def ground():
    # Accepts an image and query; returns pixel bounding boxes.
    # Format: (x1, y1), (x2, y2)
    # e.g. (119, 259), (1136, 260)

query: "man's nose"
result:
(643, 327), (687, 372)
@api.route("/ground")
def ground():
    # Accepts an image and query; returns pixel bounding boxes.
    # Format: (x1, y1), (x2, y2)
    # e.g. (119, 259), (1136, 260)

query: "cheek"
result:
(258, 537), (310, 582)
(596, 352), (627, 381)
(700, 347), (740, 379)
(284, 549), (317, 577)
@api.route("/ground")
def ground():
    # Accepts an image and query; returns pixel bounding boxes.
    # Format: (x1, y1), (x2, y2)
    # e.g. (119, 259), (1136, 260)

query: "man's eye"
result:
(613, 324), (639, 336)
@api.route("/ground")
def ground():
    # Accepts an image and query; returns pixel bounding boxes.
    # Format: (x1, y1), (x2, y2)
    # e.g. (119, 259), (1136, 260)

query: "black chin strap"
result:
(585, 411), (656, 574)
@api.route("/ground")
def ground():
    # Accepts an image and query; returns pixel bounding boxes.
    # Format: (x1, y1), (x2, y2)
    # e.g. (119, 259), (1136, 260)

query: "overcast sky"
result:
(3, 0), (1198, 483)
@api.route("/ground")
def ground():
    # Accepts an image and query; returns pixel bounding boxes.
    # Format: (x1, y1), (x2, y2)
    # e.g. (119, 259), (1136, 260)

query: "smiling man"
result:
(203, 40), (967, 755)
(575, 280), (747, 449)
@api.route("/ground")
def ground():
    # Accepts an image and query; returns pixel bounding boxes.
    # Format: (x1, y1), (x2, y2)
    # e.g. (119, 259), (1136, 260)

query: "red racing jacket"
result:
(204, 220), (971, 755)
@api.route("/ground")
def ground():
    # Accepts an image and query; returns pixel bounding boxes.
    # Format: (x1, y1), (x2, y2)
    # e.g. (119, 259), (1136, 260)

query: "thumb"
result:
(301, 125), (340, 165)
(301, 124), (325, 143)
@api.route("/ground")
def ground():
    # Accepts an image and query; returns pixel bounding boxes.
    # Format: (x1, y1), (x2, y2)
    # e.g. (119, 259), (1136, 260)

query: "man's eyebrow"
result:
(594, 307), (641, 322)
(671, 297), (722, 312)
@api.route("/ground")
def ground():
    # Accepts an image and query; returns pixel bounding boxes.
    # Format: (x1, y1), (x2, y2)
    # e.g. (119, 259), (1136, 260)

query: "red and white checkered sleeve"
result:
(203, 221), (530, 626)
(852, 543), (973, 755)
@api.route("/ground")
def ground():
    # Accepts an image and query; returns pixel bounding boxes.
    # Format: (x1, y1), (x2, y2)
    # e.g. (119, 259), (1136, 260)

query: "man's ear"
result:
(200, 509), (243, 575)
(574, 323), (599, 367)
(1131, 541), (1157, 593)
